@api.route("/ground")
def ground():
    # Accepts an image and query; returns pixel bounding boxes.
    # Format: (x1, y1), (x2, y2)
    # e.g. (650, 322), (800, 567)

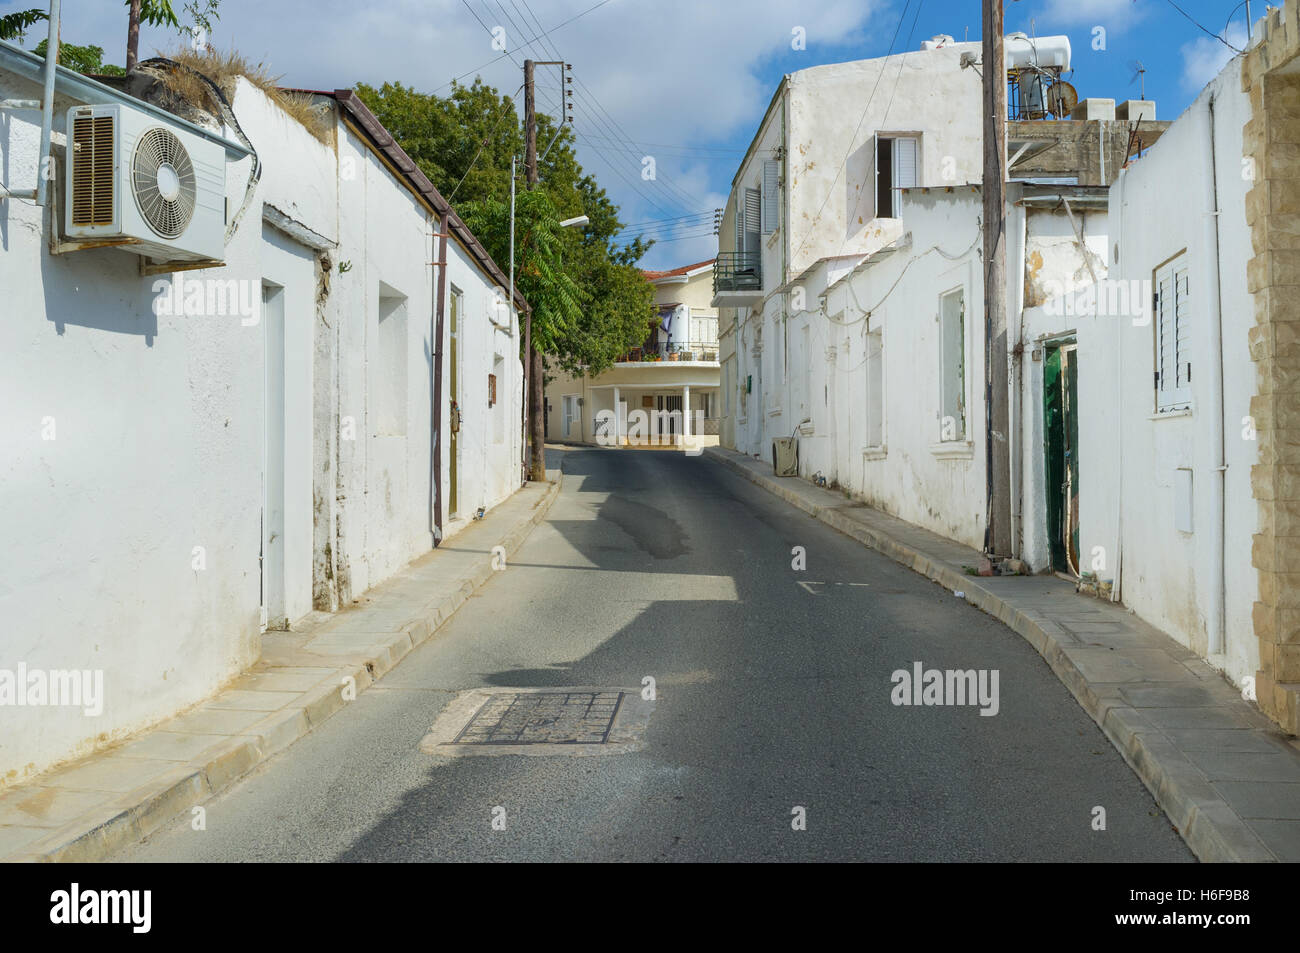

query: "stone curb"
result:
(705, 447), (1276, 863)
(8, 474), (563, 863)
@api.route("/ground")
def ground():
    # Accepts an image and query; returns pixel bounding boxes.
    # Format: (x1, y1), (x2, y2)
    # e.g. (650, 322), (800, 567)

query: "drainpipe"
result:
(1098, 119), (1105, 186)
(1010, 189), (1028, 560)
(35, 0), (60, 206)
(1113, 167), (1126, 604)
(9, 0), (62, 205)
(1206, 95), (1228, 657)
(431, 210), (449, 547)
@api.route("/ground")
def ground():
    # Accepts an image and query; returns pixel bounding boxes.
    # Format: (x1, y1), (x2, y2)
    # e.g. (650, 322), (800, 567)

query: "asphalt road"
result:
(114, 447), (1193, 862)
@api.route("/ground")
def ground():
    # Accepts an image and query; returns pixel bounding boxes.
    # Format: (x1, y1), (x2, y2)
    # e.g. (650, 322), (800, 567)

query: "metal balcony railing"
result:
(713, 251), (761, 294)
(619, 340), (719, 363)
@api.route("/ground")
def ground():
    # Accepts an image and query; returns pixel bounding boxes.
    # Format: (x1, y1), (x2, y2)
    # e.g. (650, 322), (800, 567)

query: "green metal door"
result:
(1044, 342), (1080, 574)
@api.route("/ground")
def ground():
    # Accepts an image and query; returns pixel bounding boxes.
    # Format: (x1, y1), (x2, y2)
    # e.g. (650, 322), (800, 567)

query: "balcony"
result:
(711, 251), (763, 308)
(619, 340), (719, 364)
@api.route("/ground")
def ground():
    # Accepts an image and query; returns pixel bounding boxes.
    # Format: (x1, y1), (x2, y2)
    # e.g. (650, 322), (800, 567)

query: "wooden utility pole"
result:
(520, 58), (566, 481)
(982, 2), (1012, 558)
(522, 58), (547, 482)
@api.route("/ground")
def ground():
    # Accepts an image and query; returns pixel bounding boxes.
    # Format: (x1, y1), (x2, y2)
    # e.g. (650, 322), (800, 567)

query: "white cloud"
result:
(1180, 23), (1248, 92)
(43, 0), (881, 268)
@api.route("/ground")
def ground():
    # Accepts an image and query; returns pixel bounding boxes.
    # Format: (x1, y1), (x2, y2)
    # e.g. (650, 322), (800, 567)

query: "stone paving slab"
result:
(706, 445), (1299, 863)
(0, 473), (562, 863)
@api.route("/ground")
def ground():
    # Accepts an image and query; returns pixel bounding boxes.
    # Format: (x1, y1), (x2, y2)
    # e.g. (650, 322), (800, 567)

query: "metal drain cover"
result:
(454, 691), (623, 744)
(420, 687), (653, 757)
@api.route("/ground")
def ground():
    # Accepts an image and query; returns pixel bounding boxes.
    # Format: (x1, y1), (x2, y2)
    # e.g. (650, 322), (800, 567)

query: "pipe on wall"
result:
(1206, 95), (1228, 657)
(35, 0), (60, 207)
(1010, 189), (1028, 560)
(431, 210), (449, 547)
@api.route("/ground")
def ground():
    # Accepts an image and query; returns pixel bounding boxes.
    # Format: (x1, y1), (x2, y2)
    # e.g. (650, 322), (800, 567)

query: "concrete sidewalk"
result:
(0, 474), (561, 863)
(707, 446), (1300, 863)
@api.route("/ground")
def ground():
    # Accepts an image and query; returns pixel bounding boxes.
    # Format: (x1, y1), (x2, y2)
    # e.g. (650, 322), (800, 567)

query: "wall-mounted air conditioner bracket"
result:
(138, 257), (225, 276)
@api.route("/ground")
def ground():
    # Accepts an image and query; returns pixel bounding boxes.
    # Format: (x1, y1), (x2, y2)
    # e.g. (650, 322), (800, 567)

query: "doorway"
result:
(449, 287), (461, 519)
(1044, 341), (1080, 575)
(657, 393), (683, 439)
(262, 282), (286, 630)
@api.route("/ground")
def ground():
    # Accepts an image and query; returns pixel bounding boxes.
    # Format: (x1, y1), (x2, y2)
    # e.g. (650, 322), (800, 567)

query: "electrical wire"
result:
(434, 0), (613, 93)
(447, 82), (524, 202)
(788, 0), (915, 267)
(1166, 0), (1243, 52)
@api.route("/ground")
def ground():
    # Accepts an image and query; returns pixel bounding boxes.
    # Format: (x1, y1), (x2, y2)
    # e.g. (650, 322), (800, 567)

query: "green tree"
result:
(126, 0), (219, 70)
(460, 190), (584, 355)
(34, 39), (126, 77)
(354, 77), (656, 374)
(0, 8), (47, 41)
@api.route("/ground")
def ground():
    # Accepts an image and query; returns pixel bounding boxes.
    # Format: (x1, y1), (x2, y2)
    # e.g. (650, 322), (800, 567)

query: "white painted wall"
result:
(0, 67), (523, 787)
(1044, 57), (1256, 685)
(816, 192), (989, 547)
(722, 44), (986, 470)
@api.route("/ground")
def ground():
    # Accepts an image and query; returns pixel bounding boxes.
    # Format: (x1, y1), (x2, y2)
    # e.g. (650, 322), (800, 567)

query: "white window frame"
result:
(874, 134), (920, 218)
(938, 286), (966, 443)
(1154, 253), (1192, 413)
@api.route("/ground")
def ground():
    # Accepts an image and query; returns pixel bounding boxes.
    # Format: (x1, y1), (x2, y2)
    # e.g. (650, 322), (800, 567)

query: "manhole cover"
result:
(453, 691), (624, 745)
(420, 687), (653, 757)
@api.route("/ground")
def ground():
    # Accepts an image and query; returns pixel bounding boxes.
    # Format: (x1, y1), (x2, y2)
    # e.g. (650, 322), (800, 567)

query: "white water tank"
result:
(922, 34), (955, 50)
(1004, 33), (1071, 71)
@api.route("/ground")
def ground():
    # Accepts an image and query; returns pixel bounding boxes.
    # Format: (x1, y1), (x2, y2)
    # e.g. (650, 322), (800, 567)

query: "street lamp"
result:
(558, 215), (589, 229)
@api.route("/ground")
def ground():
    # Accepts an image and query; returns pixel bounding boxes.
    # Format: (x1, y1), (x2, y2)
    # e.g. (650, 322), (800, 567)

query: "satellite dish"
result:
(1047, 81), (1078, 119)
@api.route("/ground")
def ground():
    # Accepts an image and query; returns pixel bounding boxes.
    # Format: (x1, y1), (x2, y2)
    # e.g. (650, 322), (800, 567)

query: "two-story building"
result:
(546, 258), (720, 448)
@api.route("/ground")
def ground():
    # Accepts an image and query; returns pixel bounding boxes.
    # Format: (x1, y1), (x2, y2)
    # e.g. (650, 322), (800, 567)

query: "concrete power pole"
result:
(982, 2), (1012, 559)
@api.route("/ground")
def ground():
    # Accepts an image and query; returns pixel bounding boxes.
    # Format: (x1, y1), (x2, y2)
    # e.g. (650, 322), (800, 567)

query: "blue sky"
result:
(4, 0), (1254, 269)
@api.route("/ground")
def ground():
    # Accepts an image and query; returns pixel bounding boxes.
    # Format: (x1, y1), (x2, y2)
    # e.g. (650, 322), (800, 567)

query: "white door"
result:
(262, 282), (286, 630)
(562, 394), (578, 438)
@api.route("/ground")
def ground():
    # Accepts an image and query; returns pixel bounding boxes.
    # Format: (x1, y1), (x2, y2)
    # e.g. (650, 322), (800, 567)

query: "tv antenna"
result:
(1128, 59), (1146, 100)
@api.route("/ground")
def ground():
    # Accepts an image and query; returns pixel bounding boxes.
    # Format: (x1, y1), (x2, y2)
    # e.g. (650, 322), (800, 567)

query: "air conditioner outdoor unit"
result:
(64, 103), (226, 262)
(772, 437), (798, 477)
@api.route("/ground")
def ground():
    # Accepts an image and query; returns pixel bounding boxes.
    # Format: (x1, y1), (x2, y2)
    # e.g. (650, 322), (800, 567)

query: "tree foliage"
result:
(0, 8), (47, 41)
(460, 190), (583, 353)
(355, 78), (656, 375)
(34, 39), (126, 76)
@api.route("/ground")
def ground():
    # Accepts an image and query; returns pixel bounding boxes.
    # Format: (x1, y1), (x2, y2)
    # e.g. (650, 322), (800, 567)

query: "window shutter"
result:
(1155, 257), (1191, 412)
(1174, 264), (1191, 400)
(734, 195), (744, 251)
(893, 137), (918, 191)
(744, 187), (761, 255)
(761, 159), (779, 234)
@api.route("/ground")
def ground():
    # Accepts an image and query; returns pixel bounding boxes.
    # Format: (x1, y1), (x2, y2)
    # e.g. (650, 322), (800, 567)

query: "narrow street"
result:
(114, 448), (1192, 863)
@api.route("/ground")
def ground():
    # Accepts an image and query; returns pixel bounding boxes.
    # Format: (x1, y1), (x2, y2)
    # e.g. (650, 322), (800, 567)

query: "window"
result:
(375, 286), (407, 435)
(1155, 255), (1192, 412)
(736, 187), (761, 257)
(876, 135), (918, 218)
(866, 327), (884, 448)
(939, 287), (965, 441)
(490, 357), (505, 444)
(562, 394), (579, 439)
